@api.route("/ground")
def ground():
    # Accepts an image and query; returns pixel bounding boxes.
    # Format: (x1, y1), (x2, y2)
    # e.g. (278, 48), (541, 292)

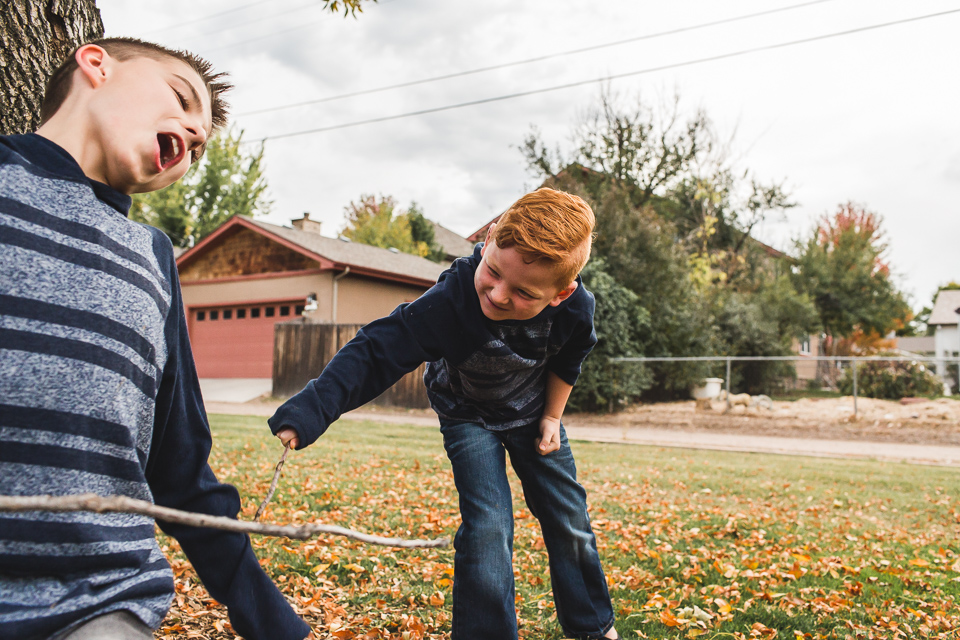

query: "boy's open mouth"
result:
(157, 133), (185, 170)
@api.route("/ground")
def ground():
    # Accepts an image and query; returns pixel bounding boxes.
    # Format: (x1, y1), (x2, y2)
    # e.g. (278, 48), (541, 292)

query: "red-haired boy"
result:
(272, 188), (619, 639)
(0, 39), (311, 640)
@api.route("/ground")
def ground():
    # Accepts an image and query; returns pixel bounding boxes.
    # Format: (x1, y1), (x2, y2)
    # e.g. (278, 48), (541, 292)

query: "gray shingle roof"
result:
(248, 219), (448, 284)
(929, 289), (960, 326)
(896, 335), (935, 354)
(431, 221), (475, 261)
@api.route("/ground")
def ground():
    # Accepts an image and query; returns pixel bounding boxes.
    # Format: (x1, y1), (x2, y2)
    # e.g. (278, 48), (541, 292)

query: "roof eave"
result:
(178, 216), (439, 287)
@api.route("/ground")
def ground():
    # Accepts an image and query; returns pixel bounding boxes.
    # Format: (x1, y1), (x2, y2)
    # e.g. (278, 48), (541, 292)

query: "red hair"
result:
(493, 188), (594, 287)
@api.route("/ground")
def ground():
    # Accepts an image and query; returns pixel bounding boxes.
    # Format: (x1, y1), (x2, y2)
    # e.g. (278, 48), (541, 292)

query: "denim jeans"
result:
(440, 420), (615, 640)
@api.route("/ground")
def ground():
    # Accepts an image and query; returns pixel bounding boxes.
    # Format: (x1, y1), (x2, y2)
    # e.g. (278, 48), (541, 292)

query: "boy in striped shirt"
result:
(0, 38), (310, 640)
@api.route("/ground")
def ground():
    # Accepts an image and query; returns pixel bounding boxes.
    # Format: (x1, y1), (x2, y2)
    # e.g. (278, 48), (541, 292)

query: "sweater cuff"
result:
(268, 392), (325, 449)
(225, 557), (311, 640)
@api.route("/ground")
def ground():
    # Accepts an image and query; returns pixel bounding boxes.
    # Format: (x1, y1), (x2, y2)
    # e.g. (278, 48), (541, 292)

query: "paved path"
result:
(204, 401), (960, 467)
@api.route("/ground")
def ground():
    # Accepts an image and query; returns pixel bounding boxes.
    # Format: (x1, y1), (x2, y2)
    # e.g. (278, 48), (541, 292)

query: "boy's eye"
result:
(517, 290), (535, 300)
(173, 88), (188, 109)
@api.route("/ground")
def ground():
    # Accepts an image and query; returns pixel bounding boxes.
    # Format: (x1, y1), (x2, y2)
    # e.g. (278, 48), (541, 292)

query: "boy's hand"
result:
(536, 416), (561, 455)
(277, 427), (300, 450)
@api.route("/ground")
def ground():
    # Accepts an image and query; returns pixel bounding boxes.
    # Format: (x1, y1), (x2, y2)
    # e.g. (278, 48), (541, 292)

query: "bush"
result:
(568, 260), (652, 412)
(837, 360), (942, 400)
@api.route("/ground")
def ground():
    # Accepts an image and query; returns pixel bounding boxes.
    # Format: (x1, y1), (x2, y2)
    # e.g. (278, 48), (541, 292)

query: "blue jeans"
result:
(440, 420), (615, 640)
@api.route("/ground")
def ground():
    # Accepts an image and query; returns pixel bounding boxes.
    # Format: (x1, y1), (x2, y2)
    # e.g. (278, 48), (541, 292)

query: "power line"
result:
(139, 0), (276, 36)
(201, 15), (323, 54)
(200, 0), (397, 55)
(245, 7), (960, 144)
(238, 0), (833, 117)
(182, 1), (320, 48)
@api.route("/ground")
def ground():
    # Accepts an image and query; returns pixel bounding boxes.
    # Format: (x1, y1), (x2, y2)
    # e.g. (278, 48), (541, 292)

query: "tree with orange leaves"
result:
(793, 202), (910, 356)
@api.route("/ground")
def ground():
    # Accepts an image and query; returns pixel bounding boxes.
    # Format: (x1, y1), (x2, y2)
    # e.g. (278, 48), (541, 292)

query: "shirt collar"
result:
(3, 133), (132, 216)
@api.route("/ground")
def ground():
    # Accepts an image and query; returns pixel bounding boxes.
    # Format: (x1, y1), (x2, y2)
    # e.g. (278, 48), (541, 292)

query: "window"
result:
(280, 305), (291, 316)
(209, 310), (219, 321)
(196, 311), (206, 321)
(223, 309), (232, 320)
(251, 307), (261, 318)
(237, 308), (247, 319)
(800, 338), (811, 355)
(295, 304), (305, 315)
(265, 307), (275, 317)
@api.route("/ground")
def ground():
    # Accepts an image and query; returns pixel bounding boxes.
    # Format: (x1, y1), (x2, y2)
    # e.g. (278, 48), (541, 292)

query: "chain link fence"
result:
(609, 355), (960, 418)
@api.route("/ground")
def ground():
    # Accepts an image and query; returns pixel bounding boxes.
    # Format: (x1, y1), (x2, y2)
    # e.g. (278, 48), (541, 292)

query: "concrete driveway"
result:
(198, 379), (272, 404)
(202, 398), (960, 467)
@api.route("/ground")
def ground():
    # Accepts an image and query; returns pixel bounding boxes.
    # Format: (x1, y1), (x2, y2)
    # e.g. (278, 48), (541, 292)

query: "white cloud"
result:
(97, 0), (960, 306)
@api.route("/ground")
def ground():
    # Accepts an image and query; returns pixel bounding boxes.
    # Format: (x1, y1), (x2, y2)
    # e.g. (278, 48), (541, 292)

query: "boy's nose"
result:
(490, 284), (510, 306)
(186, 122), (207, 145)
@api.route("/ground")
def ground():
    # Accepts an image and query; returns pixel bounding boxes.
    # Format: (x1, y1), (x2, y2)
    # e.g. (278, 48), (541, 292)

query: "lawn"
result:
(157, 414), (960, 639)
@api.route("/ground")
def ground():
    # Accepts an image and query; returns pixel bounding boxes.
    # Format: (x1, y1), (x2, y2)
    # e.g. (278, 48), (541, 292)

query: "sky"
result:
(96, 0), (960, 309)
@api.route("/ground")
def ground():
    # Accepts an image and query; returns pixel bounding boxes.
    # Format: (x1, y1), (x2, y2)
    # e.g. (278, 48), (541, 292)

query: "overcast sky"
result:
(96, 0), (960, 309)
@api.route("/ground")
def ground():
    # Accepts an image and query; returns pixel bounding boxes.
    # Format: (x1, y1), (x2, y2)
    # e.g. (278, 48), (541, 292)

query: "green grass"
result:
(160, 414), (960, 639)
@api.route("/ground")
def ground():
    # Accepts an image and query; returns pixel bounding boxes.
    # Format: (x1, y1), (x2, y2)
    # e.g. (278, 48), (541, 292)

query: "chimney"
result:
(292, 212), (323, 235)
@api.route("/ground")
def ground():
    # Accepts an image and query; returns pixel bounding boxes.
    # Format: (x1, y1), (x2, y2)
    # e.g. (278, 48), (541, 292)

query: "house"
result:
(928, 289), (960, 389)
(175, 213), (449, 379)
(791, 334), (822, 383)
(893, 335), (936, 357)
(431, 220), (476, 262)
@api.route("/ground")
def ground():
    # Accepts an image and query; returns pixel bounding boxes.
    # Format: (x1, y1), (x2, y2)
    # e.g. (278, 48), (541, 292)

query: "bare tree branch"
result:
(254, 444), (290, 522)
(0, 494), (450, 549)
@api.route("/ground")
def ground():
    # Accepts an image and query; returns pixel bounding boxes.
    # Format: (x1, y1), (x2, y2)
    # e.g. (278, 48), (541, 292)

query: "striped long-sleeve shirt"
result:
(0, 134), (309, 640)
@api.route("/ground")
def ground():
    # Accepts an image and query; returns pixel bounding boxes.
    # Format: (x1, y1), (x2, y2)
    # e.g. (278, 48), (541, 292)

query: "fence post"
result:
(852, 357), (858, 419)
(725, 358), (731, 410)
(607, 358), (615, 413)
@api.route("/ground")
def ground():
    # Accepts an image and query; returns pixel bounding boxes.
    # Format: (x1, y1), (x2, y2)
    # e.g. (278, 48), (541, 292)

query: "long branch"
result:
(0, 494), (450, 549)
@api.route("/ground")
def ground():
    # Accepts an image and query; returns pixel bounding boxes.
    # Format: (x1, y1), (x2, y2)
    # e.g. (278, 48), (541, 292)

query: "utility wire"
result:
(239, 0), (833, 117)
(201, 16), (322, 54)
(139, 0), (276, 36)
(200, 0), (395, 55)
(246, 7), (960, 144)
(182, 1), (320, 48)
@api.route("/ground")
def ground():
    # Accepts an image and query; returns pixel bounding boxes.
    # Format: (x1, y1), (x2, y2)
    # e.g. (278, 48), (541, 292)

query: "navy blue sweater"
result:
(270, 245), (597, 445)
(0, 134), (309, 640)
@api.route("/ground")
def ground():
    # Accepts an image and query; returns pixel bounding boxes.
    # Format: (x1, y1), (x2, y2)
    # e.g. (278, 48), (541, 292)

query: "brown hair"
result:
(493, 188), (595, 288)
(40, 37), (232, 158)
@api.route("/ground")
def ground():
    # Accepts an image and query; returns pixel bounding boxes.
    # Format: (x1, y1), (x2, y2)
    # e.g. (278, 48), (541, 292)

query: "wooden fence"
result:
(272, 321), (430, 408)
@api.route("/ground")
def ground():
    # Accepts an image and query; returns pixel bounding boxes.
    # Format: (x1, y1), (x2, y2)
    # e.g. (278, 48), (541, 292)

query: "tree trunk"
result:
(1, 0), (104, 135)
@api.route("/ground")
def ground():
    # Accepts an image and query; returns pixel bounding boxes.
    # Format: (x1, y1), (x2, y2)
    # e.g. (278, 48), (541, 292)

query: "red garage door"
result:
(188, 300), (303, 378)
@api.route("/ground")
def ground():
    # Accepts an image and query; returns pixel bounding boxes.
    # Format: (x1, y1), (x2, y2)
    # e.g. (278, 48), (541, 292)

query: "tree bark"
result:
(1, 0), (104, 135)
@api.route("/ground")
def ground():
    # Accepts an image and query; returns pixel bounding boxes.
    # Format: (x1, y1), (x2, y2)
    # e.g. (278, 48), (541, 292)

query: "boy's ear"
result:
(74, 44), (111, 89)
(548, 279), (578, 307)
(480, 223), (497, 256)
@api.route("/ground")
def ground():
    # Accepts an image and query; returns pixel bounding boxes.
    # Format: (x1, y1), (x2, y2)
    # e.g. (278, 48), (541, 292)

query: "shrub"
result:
(568, 260), (652, 412)
(837, 359), (941, 399)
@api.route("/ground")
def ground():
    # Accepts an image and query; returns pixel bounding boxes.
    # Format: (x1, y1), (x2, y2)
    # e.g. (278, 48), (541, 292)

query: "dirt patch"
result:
(565, 397), (960, 446)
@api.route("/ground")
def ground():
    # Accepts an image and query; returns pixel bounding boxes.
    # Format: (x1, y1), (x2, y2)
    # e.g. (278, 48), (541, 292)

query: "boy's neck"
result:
(36, 115), (107, 187)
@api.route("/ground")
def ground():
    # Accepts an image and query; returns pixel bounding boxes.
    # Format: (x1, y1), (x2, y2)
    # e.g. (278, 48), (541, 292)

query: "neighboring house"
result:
(929, 289), (960, 389)
(431, 220), (476, 263)
(175, 213), (448, 378)
(466, 214), (503, 244)
(893, 335), (936, 357)
(791, 334), (821, 383)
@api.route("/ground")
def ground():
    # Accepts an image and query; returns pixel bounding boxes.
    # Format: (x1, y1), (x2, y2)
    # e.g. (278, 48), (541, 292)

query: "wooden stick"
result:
(0, 494), (450, 548)
(254, 444), (290, 522)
